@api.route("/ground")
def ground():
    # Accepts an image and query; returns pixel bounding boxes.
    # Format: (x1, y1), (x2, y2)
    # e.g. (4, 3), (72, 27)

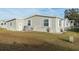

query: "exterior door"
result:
(18, 23), (23, 31)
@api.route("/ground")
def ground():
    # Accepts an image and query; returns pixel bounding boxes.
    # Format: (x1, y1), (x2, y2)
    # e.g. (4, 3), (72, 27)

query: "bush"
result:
(68, 28), (79, 32)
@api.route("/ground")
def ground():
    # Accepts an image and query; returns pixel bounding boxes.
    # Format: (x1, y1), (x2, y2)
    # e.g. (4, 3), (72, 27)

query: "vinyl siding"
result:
(24, 15), (60, 33)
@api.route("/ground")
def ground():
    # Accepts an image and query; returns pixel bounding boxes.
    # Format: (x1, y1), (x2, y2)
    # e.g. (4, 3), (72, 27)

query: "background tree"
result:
(64, 8), (79, 32)
(64, 8), (79, 21)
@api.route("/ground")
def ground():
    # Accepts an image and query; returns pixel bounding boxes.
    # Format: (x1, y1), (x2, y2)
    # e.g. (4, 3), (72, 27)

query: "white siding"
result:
(2, 15), (64, 33)
(24, 15), (62, 33)
(16, 19), (25, 31)
(6, 19), (25, 31)
(6, 20), (16, 31)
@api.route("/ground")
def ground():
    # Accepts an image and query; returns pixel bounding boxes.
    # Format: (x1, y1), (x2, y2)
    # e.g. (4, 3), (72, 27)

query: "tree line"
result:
(64, 8), (79, 21)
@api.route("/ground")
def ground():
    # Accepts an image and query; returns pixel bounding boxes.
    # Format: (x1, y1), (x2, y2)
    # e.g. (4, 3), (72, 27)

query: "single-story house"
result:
(0, 15), (71, 33)
(23, 15), (64, 33)
(70, 20), (79, 28)
(6, 18), (25, 31)
(0, 20), (7, 28)
(63, 18), (71, 31)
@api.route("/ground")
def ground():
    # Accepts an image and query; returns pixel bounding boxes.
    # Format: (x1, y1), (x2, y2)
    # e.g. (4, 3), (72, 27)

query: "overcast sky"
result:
(0, 8), (65, 20)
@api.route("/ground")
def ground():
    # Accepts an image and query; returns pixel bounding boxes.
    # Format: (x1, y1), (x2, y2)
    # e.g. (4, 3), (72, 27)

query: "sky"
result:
(0, 8), (66, 20)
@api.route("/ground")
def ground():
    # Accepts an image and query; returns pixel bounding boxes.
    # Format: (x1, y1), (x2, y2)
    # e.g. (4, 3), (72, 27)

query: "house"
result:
(69, 20), (79, 29)
(63, 18), (71, 31)
(23, 15), (64, 33)
(6, 18), (25, 31)
(0, 15), (68, 33)
(0, 20), (7, 29)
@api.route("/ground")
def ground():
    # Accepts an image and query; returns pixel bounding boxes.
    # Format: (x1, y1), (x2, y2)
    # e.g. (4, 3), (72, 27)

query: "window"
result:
(44, 19), (49, 26)
(1, 23), (3, 25)
(28, 20), (31, 26)
(10, 22), (12, 26)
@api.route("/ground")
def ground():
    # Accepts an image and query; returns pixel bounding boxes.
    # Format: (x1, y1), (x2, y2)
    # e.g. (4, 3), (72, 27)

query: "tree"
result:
(64, 8), (79, 32)
(64, 8), (79, 21)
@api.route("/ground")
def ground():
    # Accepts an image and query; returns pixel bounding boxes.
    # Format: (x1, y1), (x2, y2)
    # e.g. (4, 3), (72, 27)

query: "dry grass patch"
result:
(0, 30), (79, 50)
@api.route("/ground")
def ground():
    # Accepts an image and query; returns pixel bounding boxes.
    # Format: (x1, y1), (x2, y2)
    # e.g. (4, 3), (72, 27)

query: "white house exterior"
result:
(23, 15), (64, 33)
(6, 18), (25, 31)
(0, 20), (7, 29)
(0, 15), (70, 33)
(69, 20), (79, 28)
(63, 18), (71, 31)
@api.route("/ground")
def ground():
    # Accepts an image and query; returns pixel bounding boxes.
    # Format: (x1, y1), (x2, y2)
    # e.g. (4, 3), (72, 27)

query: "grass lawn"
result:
(0, 29), (79, 51)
